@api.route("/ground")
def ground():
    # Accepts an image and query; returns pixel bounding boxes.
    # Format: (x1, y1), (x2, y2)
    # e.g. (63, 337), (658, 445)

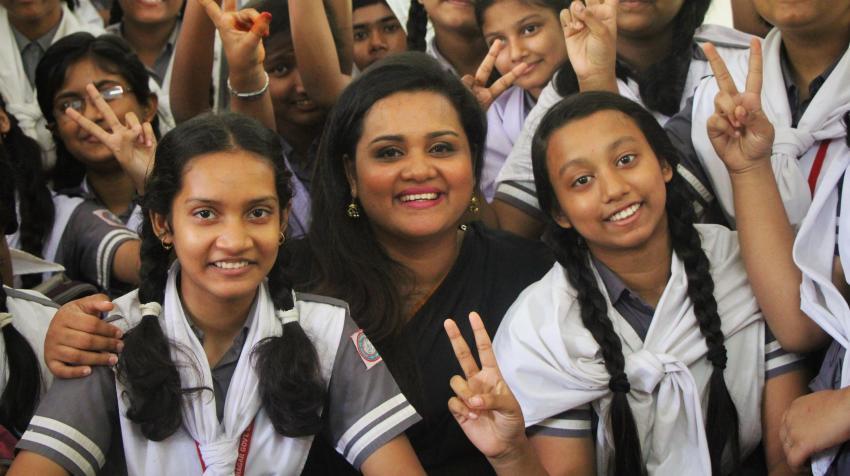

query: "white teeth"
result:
(213, 261), (249, 270)
(607, 203), (641, 222)
(400, 193), (439, 202)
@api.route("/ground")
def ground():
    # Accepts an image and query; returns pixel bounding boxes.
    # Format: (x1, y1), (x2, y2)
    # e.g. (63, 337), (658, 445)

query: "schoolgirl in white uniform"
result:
(471, 0), (568, 202)
(492, 0), (753, 236)
(443, 92), (808, 475)
(9, 112), (424, 476)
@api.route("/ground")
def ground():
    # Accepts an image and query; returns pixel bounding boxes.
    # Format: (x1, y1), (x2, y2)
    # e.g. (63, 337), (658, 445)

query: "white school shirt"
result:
(0, 5), (103, 170)
(690, 28), (850, 228)
(494, 25), (753, 217)
(0, 287), (58, 399)
(482, 85), (533, 202)
(494, 224), (765, 476)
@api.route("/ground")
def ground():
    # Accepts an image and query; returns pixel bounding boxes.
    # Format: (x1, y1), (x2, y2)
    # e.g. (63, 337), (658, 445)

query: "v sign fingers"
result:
(445, 317), (480, 379)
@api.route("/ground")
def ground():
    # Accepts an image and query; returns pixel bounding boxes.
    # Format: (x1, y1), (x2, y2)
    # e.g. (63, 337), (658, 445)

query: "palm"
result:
(563, 0), (617, 81)
(454, 370), (524, 457)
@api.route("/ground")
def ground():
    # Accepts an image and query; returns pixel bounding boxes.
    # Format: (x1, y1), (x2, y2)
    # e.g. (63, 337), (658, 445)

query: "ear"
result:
(280, 202), (291, 237)
(142, 93), (159, 124)
(0, 108), (10, 136)
(149, 211), (172, 246)
(342, 154), (358, 199)
(552, 207), (572, 229)
(660, 159), (674, 183)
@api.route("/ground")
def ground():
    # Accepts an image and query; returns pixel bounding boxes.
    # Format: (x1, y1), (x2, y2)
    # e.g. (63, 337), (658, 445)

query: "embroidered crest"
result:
(350, 329), (382, 369)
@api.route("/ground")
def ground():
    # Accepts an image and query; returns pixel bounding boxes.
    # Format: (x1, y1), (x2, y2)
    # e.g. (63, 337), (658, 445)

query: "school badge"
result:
(350, 329), (382, 370)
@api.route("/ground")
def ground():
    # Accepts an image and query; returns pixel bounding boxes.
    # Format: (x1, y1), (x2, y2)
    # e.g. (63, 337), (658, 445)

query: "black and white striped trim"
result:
(96, 229), (138, 289)
(18, 416), (105, 476)
(335, 393), (419, 468)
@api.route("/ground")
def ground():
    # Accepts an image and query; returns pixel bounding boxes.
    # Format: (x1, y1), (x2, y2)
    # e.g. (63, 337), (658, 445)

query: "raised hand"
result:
(461, 40), (529, 111)
(444, 312), (526, 460)
(199, 0), (271, 77)
(65, 84), (156, 194)
(705, 38), (775, 174)
(561, 0), (617, 91)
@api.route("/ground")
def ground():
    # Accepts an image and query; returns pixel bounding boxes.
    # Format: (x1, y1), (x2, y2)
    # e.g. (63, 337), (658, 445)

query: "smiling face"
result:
(545, 110), (672, 255)
(752, 0), (850, 34)
(352, 2), (407, 70)
(52, 57), (157, 173)
(0, 0), (61, 30)
(482, 0), (566, 99)
(117, 0), (184, 26)
(420, 0), (479, 35)
(153, 150), (285, 309)
(616, 0), (684, 40)
(347, 90), (475, 244)
(263, 32), (326, 138)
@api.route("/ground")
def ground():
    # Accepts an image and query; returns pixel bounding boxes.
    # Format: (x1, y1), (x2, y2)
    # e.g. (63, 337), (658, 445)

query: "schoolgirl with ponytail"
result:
(10, 111), (424, 475)
(444, 92), (808, 475)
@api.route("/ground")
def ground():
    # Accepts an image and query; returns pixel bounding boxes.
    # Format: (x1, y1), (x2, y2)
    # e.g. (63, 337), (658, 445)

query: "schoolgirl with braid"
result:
(9, 112), (424, 475)
(442, 92), (809, 476)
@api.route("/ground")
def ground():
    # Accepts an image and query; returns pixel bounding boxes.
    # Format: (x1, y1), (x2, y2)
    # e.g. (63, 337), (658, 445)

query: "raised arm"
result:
(704, 39), (828, 352)
(200, 0), (276, 130)
(169, 0), (220, 122)
(561, 0), (618, 93)
(288, 0), (352, 108)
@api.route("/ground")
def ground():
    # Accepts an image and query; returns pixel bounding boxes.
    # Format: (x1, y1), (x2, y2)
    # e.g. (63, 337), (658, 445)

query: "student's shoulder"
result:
(694, 223), (742, 264)
(3, 286), (59, 310)
(693, 24), (755, 51)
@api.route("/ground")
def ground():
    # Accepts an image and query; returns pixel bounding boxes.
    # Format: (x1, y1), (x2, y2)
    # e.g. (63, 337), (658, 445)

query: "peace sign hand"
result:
(444, 312), (526, 460)
(705, 38), (775, 174)
(199, 0), (271, 75)
(65, 83), (156, 195)
(561, 0), (618, 88)
(461, 40), (529, 111)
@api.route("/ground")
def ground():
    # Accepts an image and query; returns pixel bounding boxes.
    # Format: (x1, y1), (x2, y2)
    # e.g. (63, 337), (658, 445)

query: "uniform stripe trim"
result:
(96, 229), (137, 288)
(20, 432), (97, 476)
(344, 403), (418, 466)
(335, 393), (407, 454)
(29, 416), (106, 465)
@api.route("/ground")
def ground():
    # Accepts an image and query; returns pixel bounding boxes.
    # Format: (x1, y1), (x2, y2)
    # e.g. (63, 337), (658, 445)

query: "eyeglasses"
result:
(54, 84), (133, 118)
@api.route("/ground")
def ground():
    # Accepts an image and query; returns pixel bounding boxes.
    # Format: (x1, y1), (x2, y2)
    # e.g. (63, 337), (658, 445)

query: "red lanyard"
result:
(194, 420), (256, 476)
(808, 140), (833, 194)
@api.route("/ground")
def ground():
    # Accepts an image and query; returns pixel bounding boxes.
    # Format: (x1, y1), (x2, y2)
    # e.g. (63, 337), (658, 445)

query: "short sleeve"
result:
(17, 366), (119, 476)
(527, 405), (594, 438)
(324, 317), (421, 469)
(55, 200), (138, 291)
(764, 328), (806, 380)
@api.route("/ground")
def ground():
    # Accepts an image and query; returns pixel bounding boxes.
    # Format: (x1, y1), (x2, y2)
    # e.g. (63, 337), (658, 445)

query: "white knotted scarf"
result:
(691, 29), (850, 228)
(160, 264), (284, 476)
(793, 139), (850, 475)
(495, 225), (763, 475)
(0, 5), (101, 169)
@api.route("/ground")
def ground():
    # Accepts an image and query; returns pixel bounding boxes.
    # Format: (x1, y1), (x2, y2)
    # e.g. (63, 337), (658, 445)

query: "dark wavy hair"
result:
(531, 92), (741, 475)
(474, 0), (567, 29)
(35, 32), (159, 190)
(288, 51), (485, 402)
(0, 157), (44, 437)
(555, 0), (712, 117)
(0, 96), (55, 275)
(115, 112), (325, 440)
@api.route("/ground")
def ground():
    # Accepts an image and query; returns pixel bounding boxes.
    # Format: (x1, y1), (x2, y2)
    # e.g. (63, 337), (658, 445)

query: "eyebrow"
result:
(368, 130), (460, 145)
(54, 79), (123, 100)
(484, 13), (544, 39)
(353, 15), (398, 29)
(184, 196), (279, 206)
(556, 136), (639, 177)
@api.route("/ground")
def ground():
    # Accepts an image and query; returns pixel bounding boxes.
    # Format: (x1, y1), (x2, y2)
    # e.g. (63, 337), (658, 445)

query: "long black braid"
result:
(406, 1), (428, 52)
(532, 92), (740, 475)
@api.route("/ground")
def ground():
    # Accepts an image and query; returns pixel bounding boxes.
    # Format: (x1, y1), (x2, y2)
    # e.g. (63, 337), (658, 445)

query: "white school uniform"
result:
(690, 29), (850, 228)
(494, 25), (753, 217)
(18, 266), (419, 475)
(482, 85), (534, 202)
(0, 5), (103, 170)
(494, 225), (767, 475)
(1, 287), (58, 405)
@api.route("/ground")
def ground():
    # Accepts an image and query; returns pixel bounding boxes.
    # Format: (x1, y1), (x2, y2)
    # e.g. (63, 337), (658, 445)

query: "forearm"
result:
(112, 239), (141, 286)
(229, 66), (276, 131)
(489, 438), (549, 476)
(577, 72), (618, 94)
(730, 161), (828, 352)
(325, 0), (353, 75)
(170, 0), (218, 122)
(289, 0), (350, 108)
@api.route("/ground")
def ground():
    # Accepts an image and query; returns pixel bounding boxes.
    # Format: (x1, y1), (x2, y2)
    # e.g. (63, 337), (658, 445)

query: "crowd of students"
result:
(1, 0), (848, 474)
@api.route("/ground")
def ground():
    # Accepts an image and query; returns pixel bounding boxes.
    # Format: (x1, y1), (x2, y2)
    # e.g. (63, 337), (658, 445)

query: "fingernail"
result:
(470, 396), (483, 407)
(117, 341), (125, 352)
(115, 329), (124, 338)
(468, 412), (478, 420)
(82, 367), (92, 376)
(108, 354), (118, 365)
(574, 2), (584, 12)
(261, 12), (271, 20)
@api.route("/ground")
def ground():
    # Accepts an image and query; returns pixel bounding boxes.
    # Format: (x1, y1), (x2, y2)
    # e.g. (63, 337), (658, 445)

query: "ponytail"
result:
(0, 286), (43, 435)
(252, 252), (325, 436)
(115, 218), (185, 441)
(406, 1), (428, 52)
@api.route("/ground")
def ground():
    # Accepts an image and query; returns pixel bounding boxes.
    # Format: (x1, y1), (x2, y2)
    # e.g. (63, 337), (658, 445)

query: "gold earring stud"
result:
(346, 200), (361, 219)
